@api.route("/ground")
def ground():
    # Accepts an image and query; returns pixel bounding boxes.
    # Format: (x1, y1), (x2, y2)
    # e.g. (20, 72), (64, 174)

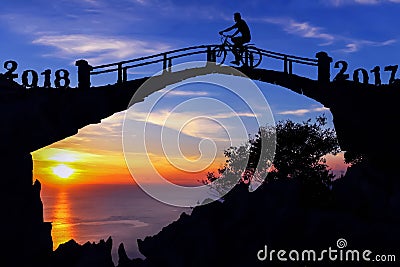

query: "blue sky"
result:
(2, 0), (400, 79)
(6, 0), (400, 183)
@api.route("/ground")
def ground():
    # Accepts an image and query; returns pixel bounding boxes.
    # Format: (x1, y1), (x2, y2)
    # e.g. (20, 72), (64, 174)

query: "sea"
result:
(41, 184), (192, 265)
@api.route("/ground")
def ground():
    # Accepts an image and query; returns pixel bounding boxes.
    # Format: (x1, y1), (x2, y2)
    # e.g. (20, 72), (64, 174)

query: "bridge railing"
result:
(90, 45), (214, 84)
(75, 45), (332, 88)
(251, 47), (318, 74)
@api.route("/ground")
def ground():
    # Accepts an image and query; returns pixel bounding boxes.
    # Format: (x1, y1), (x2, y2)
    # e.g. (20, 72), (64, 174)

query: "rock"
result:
(127, 164), (400, 267)
(117, 243), (145, 267)
(52, 237), (114, 267)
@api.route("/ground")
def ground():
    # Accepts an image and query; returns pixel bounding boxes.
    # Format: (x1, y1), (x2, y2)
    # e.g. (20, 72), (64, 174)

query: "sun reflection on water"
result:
(51, 190), (75, 249)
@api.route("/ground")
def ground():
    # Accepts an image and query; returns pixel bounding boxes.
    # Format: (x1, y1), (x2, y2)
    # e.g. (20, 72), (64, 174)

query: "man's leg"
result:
(231, 37), (244, 65)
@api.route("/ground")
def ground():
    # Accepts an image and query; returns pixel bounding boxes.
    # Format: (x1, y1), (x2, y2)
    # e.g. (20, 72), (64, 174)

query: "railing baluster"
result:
(207, 46), (216, 62)
(284, 56), (288, 74)
(123, 67), (128, 83)
(117, 63), (123, 84)
(163, 53), (168, 71)
(168, 58), (172, 72)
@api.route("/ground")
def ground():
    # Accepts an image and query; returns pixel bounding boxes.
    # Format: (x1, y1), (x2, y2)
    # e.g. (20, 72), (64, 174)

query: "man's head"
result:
(234, 12), (241, 22)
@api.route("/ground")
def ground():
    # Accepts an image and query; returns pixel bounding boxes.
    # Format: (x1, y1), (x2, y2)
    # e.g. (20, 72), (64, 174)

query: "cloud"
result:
(81, 0), (99, 4)
(278, 107), (329, 116)
(159, 89), (210, 97)
(355, 0), (380, 3)
(330, 0), (378, 5)
(126, 109), (219, 139)
(261, 16), (396, 53)
(212, 112), (258, 119)
(340, 43), (359, 53)
(327, 0), (400, 6)
(125, 108), (255, 141)
(32, 34), (171, 65)
(262, 17), (335, 45)
(33, 147), (101, 162)
(337, 39), (396, 53)
(132, 0), (149, 5)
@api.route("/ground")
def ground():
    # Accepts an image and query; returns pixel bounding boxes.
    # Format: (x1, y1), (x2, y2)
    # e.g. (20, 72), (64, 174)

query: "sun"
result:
(52, 164), (75, 179)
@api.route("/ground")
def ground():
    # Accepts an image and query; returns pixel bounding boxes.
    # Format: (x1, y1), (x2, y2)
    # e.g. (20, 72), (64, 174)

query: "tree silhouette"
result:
(203, 115), (341, 199)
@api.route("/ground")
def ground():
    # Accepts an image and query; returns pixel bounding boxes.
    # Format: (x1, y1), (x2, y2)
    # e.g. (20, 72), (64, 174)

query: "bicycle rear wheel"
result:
(211, 45), (227, 65)
(247, 47), (262, 68)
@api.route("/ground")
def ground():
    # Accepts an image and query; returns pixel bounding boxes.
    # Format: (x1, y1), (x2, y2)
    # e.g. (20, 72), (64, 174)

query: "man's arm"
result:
(230, 28), (240, 37)
(219, 23), (237, 35)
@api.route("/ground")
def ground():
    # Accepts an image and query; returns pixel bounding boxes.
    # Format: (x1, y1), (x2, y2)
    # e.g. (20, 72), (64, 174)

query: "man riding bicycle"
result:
(219, 12), (251, 66)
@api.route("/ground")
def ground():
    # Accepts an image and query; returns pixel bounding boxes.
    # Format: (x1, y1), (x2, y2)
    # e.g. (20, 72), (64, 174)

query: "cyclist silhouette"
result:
(219, 12), (251, 65)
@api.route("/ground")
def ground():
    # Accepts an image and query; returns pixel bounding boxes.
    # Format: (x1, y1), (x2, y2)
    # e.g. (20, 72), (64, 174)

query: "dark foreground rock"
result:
(50, 238), (114, 267)
(122, 163), (400, 267)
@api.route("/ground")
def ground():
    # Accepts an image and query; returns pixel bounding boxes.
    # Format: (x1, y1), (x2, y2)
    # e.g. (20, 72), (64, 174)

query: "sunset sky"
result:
(2, 0), (399, 186)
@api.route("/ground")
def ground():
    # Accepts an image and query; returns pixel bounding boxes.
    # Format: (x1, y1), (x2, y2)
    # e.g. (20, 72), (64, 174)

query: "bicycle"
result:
(211, 34), (262, 68)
